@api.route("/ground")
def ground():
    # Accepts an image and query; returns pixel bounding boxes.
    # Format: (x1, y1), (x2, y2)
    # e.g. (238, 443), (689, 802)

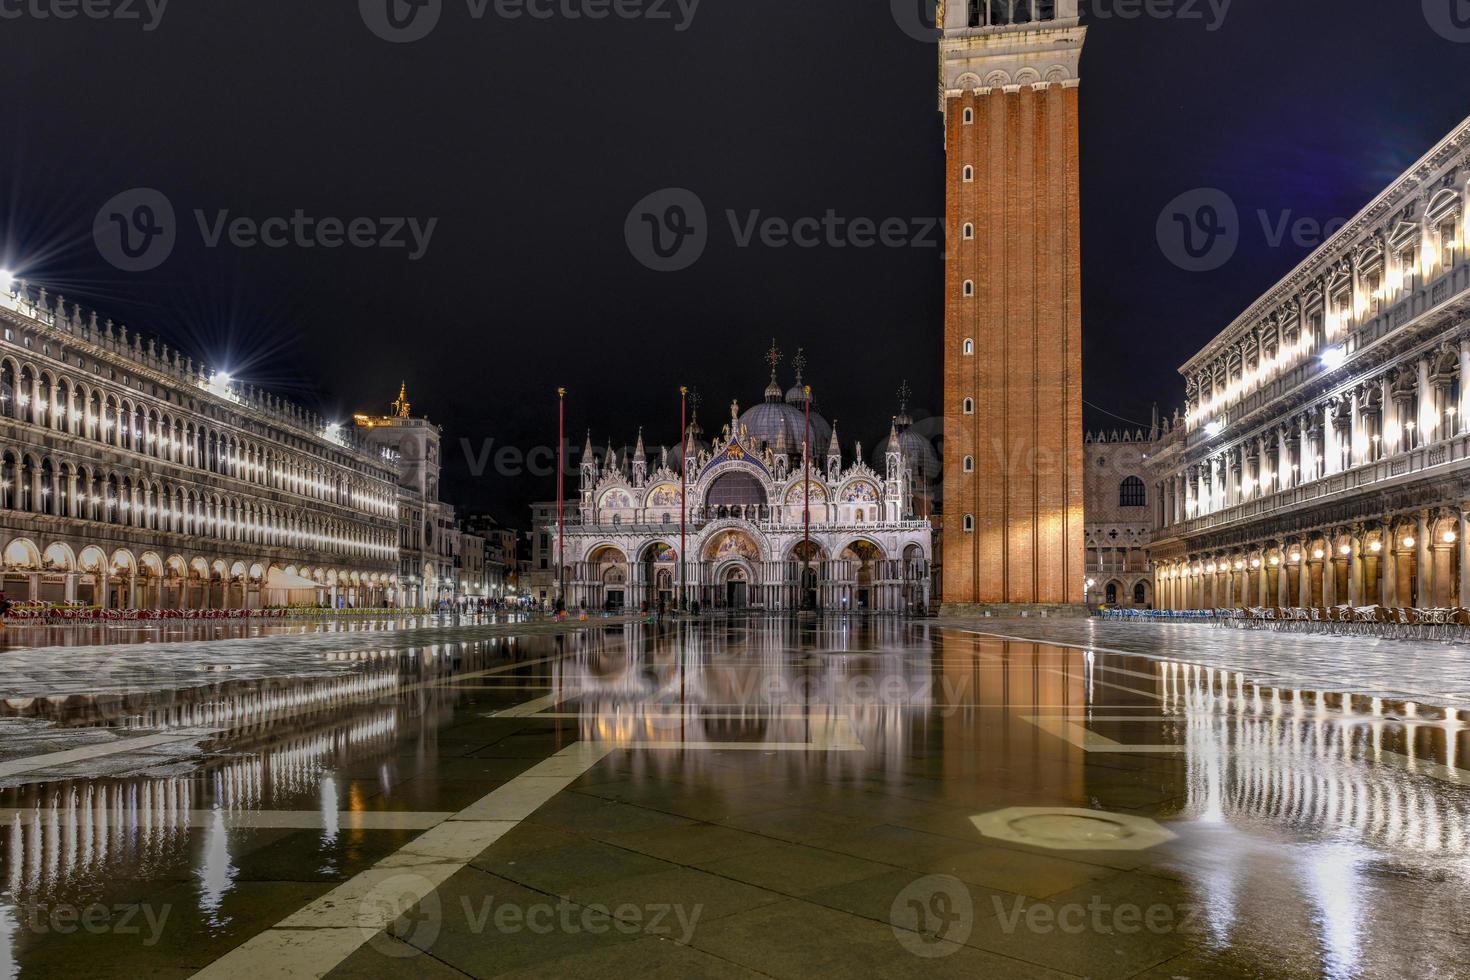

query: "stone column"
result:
(1257, 556), (1268, 606)
(1298, 548), (1312, 608)
(1276, 554), (1289, 608)
(1349, 392), (1362, 467)
(1460, 338), (1470, 434)
(1418, 356), (1434, 441)
(1322, 545), (1336, 608)
(1460, 506), (1470, 609)
(1383, 523), (1399, 608)
(1416, 512), (1432, 607)
(1349, 534), (1363, 607)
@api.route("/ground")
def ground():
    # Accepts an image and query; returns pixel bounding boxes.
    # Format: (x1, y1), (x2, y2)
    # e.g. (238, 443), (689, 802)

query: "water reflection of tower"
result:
(940, 635), (1088, 797)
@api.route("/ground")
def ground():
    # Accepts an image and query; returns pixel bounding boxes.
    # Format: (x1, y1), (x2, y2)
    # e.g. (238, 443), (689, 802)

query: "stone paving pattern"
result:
(949, 617), (1470, 708)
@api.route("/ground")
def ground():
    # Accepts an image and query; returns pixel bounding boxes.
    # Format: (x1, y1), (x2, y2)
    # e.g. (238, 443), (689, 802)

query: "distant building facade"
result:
(1083, 419), (1176, 609)
(462, 514), (518, 599)
(354, 384), (463, 607)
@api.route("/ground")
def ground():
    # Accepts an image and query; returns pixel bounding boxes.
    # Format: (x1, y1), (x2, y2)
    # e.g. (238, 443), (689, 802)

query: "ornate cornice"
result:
(1181, 115), (1470, 376)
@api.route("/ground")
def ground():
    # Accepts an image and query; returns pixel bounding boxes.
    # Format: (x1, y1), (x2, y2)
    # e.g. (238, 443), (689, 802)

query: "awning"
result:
(265, 568), (320, 591)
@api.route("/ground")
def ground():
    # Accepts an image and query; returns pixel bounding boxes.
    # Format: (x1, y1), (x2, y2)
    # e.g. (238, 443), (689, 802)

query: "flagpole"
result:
(803, 384), (812, 612)
(557, 387), (566, 613)
(679, 386), (688, 613)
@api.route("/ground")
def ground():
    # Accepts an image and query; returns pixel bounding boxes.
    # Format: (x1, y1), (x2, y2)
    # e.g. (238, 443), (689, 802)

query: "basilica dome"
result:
(740, 379), (831, 455)
(894, 414), (940, 482)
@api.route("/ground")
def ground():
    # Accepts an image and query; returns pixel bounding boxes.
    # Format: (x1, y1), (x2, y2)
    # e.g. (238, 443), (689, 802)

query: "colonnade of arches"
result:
(1157, 510), (1470, 611)
(0, 356), (395, 518)
(0, 448), (395, 560)
(561, 536), (932, 613)
(0, 537), (396, 609)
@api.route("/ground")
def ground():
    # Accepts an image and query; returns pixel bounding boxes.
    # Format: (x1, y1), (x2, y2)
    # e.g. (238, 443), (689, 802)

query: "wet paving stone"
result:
(0, 615), (1465, 976)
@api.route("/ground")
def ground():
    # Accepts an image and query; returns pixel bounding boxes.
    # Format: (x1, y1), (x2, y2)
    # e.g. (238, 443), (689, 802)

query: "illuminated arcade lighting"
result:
(1340, 545), (1351, 556)
(1403, 536), (1416, 549)
(1445, 531), (1459, 545)
(1313, 549), (1325, 560)
(1369, 541), (1382, 553)
(1320, 346), (1347, 370)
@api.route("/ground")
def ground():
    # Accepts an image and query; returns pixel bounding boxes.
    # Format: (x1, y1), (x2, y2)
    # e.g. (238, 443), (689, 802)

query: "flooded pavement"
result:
(0, 617), (1465, 978)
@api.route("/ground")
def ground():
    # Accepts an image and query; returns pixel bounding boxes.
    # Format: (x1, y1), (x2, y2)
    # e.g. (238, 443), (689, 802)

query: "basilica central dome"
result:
(738, 353), (831, 455)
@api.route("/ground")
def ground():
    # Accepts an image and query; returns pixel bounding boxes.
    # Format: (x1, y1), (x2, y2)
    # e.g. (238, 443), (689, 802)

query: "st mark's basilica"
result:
(554, 350), (935, 613)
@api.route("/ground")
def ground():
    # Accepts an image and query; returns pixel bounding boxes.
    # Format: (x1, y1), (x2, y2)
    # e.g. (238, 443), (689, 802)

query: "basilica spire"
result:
(764, 338), (783, 401)
(786, 349), (809, 406)
(896, 380), (913, 427)
(632, 428), (648, 485)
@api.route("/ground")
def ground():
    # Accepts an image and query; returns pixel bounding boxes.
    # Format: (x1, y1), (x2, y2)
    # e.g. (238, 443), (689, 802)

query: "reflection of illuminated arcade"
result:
(1098, 658), (1470, 978)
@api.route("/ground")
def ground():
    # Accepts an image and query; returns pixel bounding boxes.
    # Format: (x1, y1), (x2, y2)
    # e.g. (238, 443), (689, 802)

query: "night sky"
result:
(1, 0), (1466, 527)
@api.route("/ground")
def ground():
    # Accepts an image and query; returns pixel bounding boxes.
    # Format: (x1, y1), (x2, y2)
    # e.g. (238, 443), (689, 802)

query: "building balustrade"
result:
(1166, 427), (1470, 537)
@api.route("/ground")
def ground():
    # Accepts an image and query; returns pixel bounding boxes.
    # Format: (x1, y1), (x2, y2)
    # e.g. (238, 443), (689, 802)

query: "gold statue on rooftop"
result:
(392, 382), (411, 418)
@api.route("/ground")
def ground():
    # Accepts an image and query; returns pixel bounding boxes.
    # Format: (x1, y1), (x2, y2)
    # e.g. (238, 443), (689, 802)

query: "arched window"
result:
(963, 456), (975, 473)
(963, 398), (975, 415)
(962, 107), (974, 124)
(963, 514), (975, 533)
(963, 280), (974, 297)
(962, 223), (974, 240)
(967, 0), (982, 27)
(1106, 582), (1118, 605)
(963, 339), (974, 355)
(1120, 476), (1147, 508)
(1133, 582), (1147, 606)
(962, 165), (974, 182)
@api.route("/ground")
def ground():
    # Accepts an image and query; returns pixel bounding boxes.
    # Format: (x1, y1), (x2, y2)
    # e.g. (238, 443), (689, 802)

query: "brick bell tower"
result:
(940, 0), (1086, 612)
